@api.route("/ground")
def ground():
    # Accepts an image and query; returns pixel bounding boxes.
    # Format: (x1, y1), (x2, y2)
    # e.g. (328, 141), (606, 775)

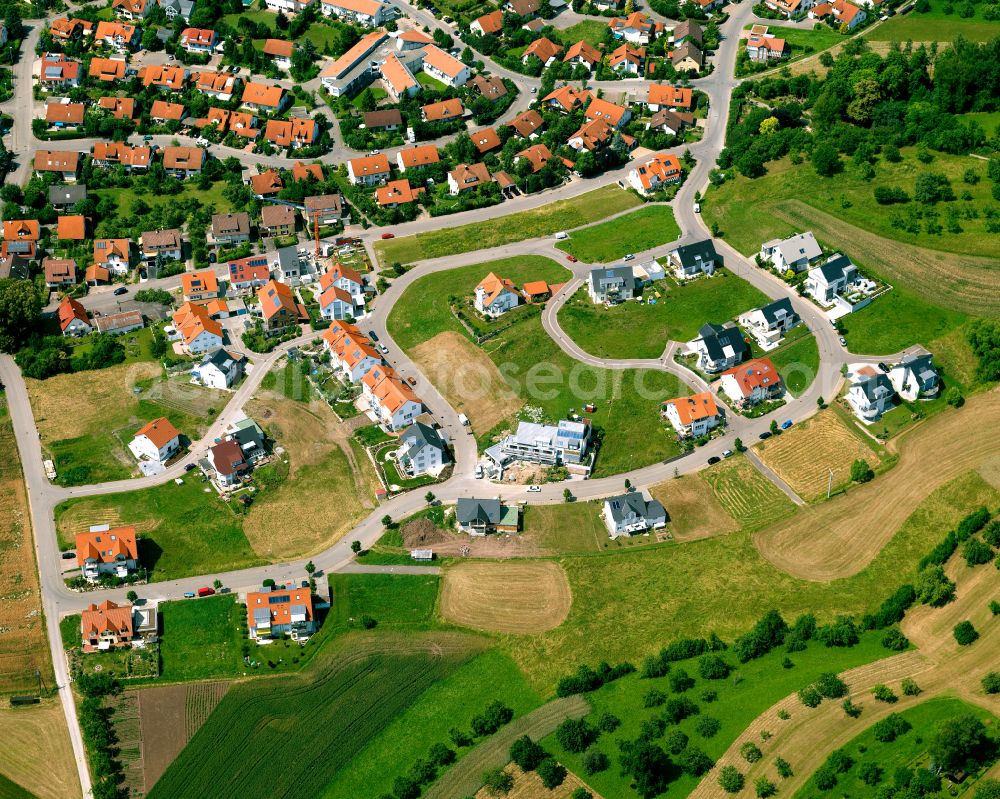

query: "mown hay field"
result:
(0, 699), (80, 799)
(700, 454), (796, 531)
(473, 763), (603, 799)
(651, 473), (739, 541)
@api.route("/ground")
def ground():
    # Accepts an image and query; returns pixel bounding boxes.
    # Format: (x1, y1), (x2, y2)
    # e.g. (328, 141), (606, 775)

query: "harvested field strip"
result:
(755, 409), (883, 502)
(650, 473), (739, 541)
(149, 633), (486, 799)
(425, 696), (591, 799)
(0, 700), (80, 799)
(110, 692), (144, 797)
(701, 454), (796, 531)
(440, 561), (573, 634)
(473, 764), (603, 799)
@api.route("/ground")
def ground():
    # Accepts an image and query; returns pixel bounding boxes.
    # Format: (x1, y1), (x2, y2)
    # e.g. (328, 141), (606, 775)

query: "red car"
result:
(197, 587), (215, 597)
(566, 255), (578, 262)
(381, 232), (395, 239)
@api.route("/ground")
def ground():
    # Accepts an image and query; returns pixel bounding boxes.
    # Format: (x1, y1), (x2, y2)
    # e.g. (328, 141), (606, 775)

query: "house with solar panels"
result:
(246, 585), (316, 642)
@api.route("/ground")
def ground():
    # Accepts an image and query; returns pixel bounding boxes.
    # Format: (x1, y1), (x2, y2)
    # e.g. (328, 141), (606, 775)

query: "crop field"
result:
(28, 363), (226, 486)
(755, 409), (884, 502)
(426, 696), (591, 799)
(321, 649), (543, 798)
(555, 205), (681, 264)
(440, 561), (572, 634)
(411, 332), (522, 433)
(108, 691), (144, 795)
(650, 473), (740, 541)
(755, 389), (1000, 581)
(0, 700), (80, 799)
(473, 764), (601, 799)
(556, 274), (770, 360)
(700, 455), (797, 531)
(502, 467), (1000, 692)
(139, 682), (230, 791)
(374, 185), (641, 264)
(148, 632), (488, 799)
(55, 478), (264, 582)
(0, 402), (51, 694)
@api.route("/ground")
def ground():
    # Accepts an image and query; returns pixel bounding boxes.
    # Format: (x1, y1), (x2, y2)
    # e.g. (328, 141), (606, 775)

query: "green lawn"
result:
(795, 696), (998, 798)
(414, 70), (449, 92)
(320, 649), (542, 798)
(521, 501), (618, 553)
(840, 285), (967, 356)
(741, 23), (844, 68)
(55, 478), (264, 582)
(502, 468), (1000, 692)
(158, 596), (245, 682)
(374, 185), (642, 264)
(328, 573), (441, 630)
(221, 11), (345, 50)
(543, 633), (891, 799)
(94, 182), (235, 216)
(767, 329), (820, 397)
(555, 205), (681, 263)
(867, 1), (1000, 41)
(555, 19), (611, 48)
(556, 273), (770, 359)
(0, 773), (36, 799)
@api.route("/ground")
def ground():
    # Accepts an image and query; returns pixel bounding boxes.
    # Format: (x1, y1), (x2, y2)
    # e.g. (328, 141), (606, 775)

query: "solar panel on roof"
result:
(268, 594), (289, 605)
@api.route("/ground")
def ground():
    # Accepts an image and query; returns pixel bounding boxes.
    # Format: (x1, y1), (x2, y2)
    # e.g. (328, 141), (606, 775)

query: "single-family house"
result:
(265, 117), (318, 149)
(448, 162), (491, 194)
(667, 239), (719, 279)
(396, 422), (449, 477)
(646, 108), (693, 136)
(471, 9), (503, 35)
(303, 194), (347, 227)
(542, 84), (590, 114)
(149, 99), (187, 124)
(194, 70), (239, 101)
(672, 20), (703, 46)
(262, 38), (294, 71)
(470, 74), (507, 101)
(738, 297), (801, 349)
(508, 109), (545, 139)
(504, 0), (540, 16)
(421, 97), (465, 124)
(39, 53), (81, 90)
(140, 228), (183, 262)
(97, 96), (136, 119)
(128, 417), (181, 464)
(609, 12), (663, 44)
(376, 179), (425, 207)
(473, 127), (502, 155)
(140, 64), (189, 91)
(48, 184), (87, 210)
(585, 97), (631, 129)
(319, 263), (366, 321)
(455, 498), (519, 535)
(258, 279), (307, 333)
(228, 417), (267, 464)
(182, 269), (219, 303)
(608, 43), (645, 75)
(211, 212), (250, 245)
(241, 82), (287, 114)
(474, 272), (519, 317)
(418, 44), (470, 87)
(112, 0), (152, 19)
(246, 586), (315, 641)
(93, 238), (131, 274)
(487, 419), (591, 472)
(514, 142), (553, 173)
(159, 0), (198, 21)
(563, 40), (601, 70)
(44, 258), (77, 288)
(588, 266), (636, 303)
(249, 169), (283, 198)
(522, 37), (562, 67)
(94, 310), (144, 336)
(628, 152), (682, 195)
(94, 20), (141, 50)
(57, 215), (87, 241)
(567, 117), (617, 152)
(34, 150), (80, 181)
(80, 600), (156, 650)
(322, 320), (382, 382)
(162, 146), (205, 178)
(396, 145), (440, 172)
(760, 231), (822, 272)
(274, 246), (305, 284)
(58, 297), (92, 337)
(89, 57), (128, 82)
(291, 161), (324, 183)
(172, 302), (224, 353)
(889, 349), (940, 400)
(804, 254), (857, 303)
(671, 41), (703, 72)
(192, 347), (245, 389)
(746, 29), (788, 62)
(646, 83), (693, 111)
(347, 153), (391, 186)
(847, 370), (894, 422)
(809, 0), (865, 28)
(662, 392), (722, 438)
(179, 27), (217, 53)
(76, 526), (140, 583)
(261, 204), (296, 237)
(364, 109), (403, 131)
(720, 358), (783, 407)
(602, 492), (667, 538)
(688, 322), (748, 373)
(208, 438), (249, 486)
(45, 101), (86, 129)
(228, 256), (271, 293)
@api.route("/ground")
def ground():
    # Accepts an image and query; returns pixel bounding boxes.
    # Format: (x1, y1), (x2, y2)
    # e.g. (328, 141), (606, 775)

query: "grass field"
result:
(94, 182), (235, 216)
(747, 22), (844, 61)
(556, 273), (770, 360)
(148, 632), (488, 799)
(554, 205), (681, 263)
(793, 696), (997, 799)
(839, 284), (968, 355)
(55, 477), (264, 582)
(440, 561), (572, 634)
(700, 454), (797, 531)
(555, 19), (610, 47)
(755, 408), (885, 501)
(29, 363), (226, 486)
(220, 11), (346, 50)
(374, 185), (642, 264)
(521, 502), (618, 553)
(0, 402), (52, 695)
(0, 700), (80, 799)
(0, 774), (35, 799)
(388, 256), (688, 477)
(329, 572), (441, 630)
(542, 633), (890, 799)
(159, 596), (245, 681)
(866, 0), (1000, 41)
(766, 329), (821, 397)
(502, 466), (999, 692)
(320, 649), (543, 799)
(650, 472), (740, 541)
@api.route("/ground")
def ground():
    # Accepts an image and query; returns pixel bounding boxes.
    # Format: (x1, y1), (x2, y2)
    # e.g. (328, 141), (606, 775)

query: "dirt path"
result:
(690, 555), (1000, 799)
(754, 388), (1000, 581)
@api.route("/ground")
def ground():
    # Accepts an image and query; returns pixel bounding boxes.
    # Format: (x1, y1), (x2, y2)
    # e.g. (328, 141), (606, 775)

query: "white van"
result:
(554, 231), (568, 240)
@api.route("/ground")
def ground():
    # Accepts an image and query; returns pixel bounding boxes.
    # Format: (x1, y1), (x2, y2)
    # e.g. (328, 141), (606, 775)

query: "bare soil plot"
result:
(650, 474), (739, 541)
(754, 390), (1000, 581)
(139, 681), (230, 792)
(755, 409), (881, 502)
(0, 699), (81, 799)
(243, 392), (381, 559)
(0, 402), (51, 694)
(411, 331), (522, 433)
(425, 696), (590, 799)
(474, 763), (604, 799)
(700, 455), (796, 532)
(440, 561), (572, 634)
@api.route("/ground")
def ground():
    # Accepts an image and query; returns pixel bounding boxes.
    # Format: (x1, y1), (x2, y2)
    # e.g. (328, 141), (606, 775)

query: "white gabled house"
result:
(318, 263), (366, 321)
(474, 272), (519, 317)
(602, 492), (667, 538)
(322, 321), (383, 382)
(588, 266), (637, 304)
(719, 358), (783, 407)
(805, 255), (857, 303)
(192, 348), (245, 389)
(687, 322), (748, 373)
(662, 391), (721, 438)
(666, 239), (718, 279)
(128, 417), (180, 464)
(846, 370), (894, 422)
(760, 231), (823, 273)
(889, 349), (940, 401)
(738, 297), (801, 349)
(396, 422), (450, 477)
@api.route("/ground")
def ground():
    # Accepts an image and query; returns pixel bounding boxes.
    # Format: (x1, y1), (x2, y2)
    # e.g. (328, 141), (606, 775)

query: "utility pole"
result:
(827, 468), (834, 500)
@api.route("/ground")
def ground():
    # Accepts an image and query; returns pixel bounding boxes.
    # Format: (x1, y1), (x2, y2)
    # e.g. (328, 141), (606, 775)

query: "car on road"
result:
(707, 456), (720, 465)
(531, 87), (537, 93)
(839, 336), (847, 346)
(781, 419), (793, 429)
(878, 362), (889, 372)
(113, 286), (128, 296)
(381, 232), (395, 239)
(406, 376), (417, 386)
(566, 254), (577, 262)
(197, 587), (215, 597)
(143, 134), (153, 141)
(377, 344), (389, 354)
(369, 149), (380, 156)
(722, 449), (733, 458)
(623, 253), (635, 261)
(474, 465), (484, 479)
(527, 485), (541, 492)
(367, 330), (379, 341)
(184, 462), (196, 471)
(183, 591), (196, 598)
(759, 431), (772, 440)
(61, 550), (75, 560)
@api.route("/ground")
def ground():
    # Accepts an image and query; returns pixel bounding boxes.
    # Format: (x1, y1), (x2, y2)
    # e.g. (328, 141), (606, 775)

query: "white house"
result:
(738, 297), (801, 349)
(687, 323), (748, 373)
(760, 232), (823, 273)
(320, 0), (391, 25)
(318, 263), (365, 321)
(474, 272), (519, 317)
(396, 422), (449, 477)
(805, 255), (857, 303)
(264, 0), (315, 14)
(666, 239), (718, 279)
(128, 417), (180, 464)
(588, 266), (637, 304)
(720, 358), (784, 407)
(192, 348), (245, 389)
(58, 297), (92, 337)
(602, 492), (667, 539)
(846, 370), (894, 422)
(662, 391), (721, 438)
(889, 349), (940, 401)
(418, 44), (470, 87)
(362, 365), (423, 431)
(346, 154), (391, 186)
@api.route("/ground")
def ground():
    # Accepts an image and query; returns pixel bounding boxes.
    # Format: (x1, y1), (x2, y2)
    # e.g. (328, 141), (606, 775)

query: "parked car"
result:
(183, 591), (196, 598)
(566, 255), (578, 262)
(113, 286), (128, 296)
(367, 330), (379, 341)
(527, 485), (541, 492)
(474, 465), (484, 479)
(722, 449), (733, 458)
(197, 587), (215, 597)
(877, 362), (889, 372)
(61, 550), (75, 560)
(184, 462), (196, 471)
(781, 419), (793, 430)
(406, 376), (417, 386)
(377, 344), (389, 354)
(623, 253), (635, 261)
(694, 202), (701, 213)
(839, 336), (847, 346)
(707, 456), (720, 465)
(381, 232), (395, 239)
(759, 431), (772, 440)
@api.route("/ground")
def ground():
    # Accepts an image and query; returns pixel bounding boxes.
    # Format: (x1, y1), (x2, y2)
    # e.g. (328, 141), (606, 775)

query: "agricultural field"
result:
(0, 699), (80, 799)
(700, 454), (797, 531)
(556, 273), (770, 360)
(473, 764), (599, 799)
(321, 649), (543, 799)
(28, 362), (227, 486)
(0, 402), (52, 694)
(867, 0), (1000, 41)
(374, 185), (641, 264)
(388, 257), (688, 477)
(650, 473), (740, 541)
(55, 477), (264, 582)
(542, 633), (891, 799)
(0, 774), (35, 799)
(440, 561), (573, 634)
(755, 388), (1000, 581)
(148, 632), (489, 799)
(755, 409), (886, 501)
(501, 465), (999, 693)
(555, 205), (681, 264)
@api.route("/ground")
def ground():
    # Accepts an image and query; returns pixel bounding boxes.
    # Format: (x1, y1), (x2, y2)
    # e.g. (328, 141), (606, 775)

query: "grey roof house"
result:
(688, 322), (748, 373)
(889, 349), (939, 401)
(847, 370), (895, 423)
(49, 183), (87, 208)
(667, 239), (718, 278)
(455, 498), (519, 535)
(396, 422), (449, 477)
(602, 492), (667, 538)
(760, 231), (823, 273)
(739, 297), (801, 349)
(588, 266), (636, 303)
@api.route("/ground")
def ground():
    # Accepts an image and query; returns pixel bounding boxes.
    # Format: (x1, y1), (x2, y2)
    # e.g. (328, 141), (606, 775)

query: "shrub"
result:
(901, 678), (921, 696)
(664, 729), (689, 755)
(536, 758), (566, 790)
(992, 600), (1000, 616)
(556, 662), (635, 696)
(733, 610), (788, 663)
(798, 686), (822, 708)
(618, 738), (672, 799)
(392, 775), (420, 799)
(815, 616), (860, 647)
(842, 698), (862, 718)
(408, 759), (436, 785)
(669, 668), (695, 693)
(984, 521), (1000, 548)
(964, 538), (994, 566)
(863, 584), (917, 629)
(555, 718), (596, 753)
(643, 689), (667, 708)
(571, 790), (593, 799)
(718, 765), (745, 794)
(874, 185), (910, 204)
(871, 684), (897, 703)
(700, 689), (718, 703)
(695, 716), (721, 739)
(881, 627), (910, 651)
(859, 762), (882, 786)
(976, 780), (1000, 799)
(775, 756), (793, 778)
(982, 672), (1000, 694)
(581, 747), (609, 775)
(755, 777), (777, 798)
(954, 620), (979, 645)
(471, 701), (514, 737)
(872, 713), (912, 743)
(956, 507), (991, 540)
(741, 742), (763, 763)
(698, 653), (732, 680)
(677, 746), (714, 777)
(916, 566), (956, 607)
(481, 766), (513, 795)
(850, 458), (874, 482)
(509, 736), (546, 772)
(427, 743), (455, 767)
(815, 672), (849, 699)
(596, 711), (620, 733)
